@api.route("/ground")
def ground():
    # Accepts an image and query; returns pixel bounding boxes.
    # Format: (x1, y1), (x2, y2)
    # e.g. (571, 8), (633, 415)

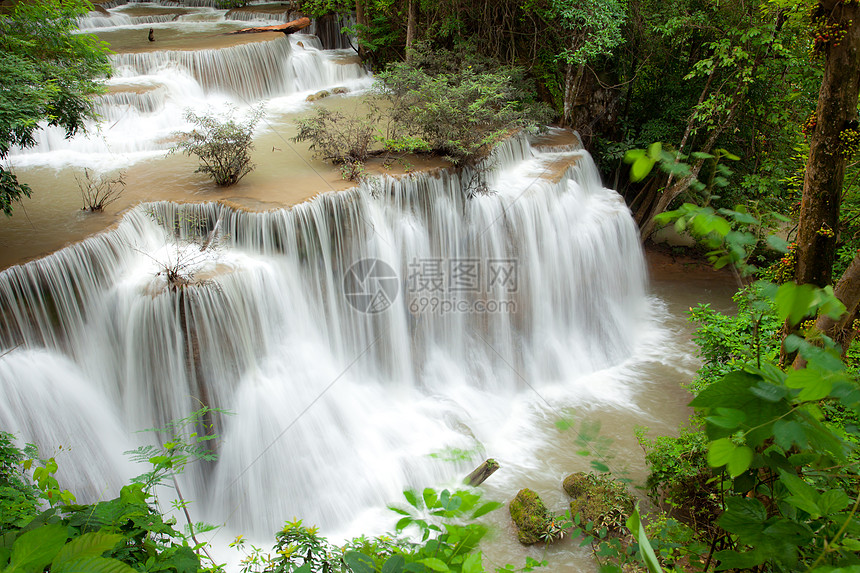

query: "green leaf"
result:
(403, 489), (422, 510)
(52, 557), (137, 573)
(818, 489), (850, 515)
(773, 420), (808, 450)
(419, 557), (451, 572)
(774, 283), (817, 326)
(5, 523), (67, 573)
(714, 549), (766, 570)
(707, 439), (752, 477)
(52, 533), (122, 570)
(766, 234), (790, 253)
(462, 553), (483, 573)
(422, 488), (438, 510)
(472, 501), (502, 519)
(706, 408), (746, 428)
(382, 555), (406, 573)
(779, 470), (821, 518)
(344, 551), (376, 573)
(718, 497), (766, 537)
(647, 142), (662, 160)
(690, 371), (759, 408)
(625, 506), (662, 573)
(750, 381), (787, 403)
(727, 447), (753, 477)
(786, 368), (833, 402)
(631, 156), (656, 181)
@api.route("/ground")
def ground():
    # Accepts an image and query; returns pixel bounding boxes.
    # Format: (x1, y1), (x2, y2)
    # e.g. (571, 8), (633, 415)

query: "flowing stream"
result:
(0, 2), (738, 569)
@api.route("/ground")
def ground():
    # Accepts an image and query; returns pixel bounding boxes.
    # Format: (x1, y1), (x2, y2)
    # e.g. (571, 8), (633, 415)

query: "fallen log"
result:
(227, 16), (311, 35)
(464, 458), (499, 487)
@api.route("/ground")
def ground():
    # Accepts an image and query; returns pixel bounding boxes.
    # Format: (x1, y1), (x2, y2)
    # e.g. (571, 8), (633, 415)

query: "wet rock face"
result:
(563, 472), (635, 532)
(509, 488), (553, 545)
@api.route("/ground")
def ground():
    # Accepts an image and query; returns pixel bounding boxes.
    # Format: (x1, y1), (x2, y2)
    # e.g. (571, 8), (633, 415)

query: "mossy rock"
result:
(509, 488), (553, 545)
(563, 472), (635, 532)
(331, 87), (349, 95)
(305, 90), (331, 102)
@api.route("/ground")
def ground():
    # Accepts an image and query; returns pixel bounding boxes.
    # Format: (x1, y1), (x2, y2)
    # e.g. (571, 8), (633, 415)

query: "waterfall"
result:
(0, 136), (649, 535)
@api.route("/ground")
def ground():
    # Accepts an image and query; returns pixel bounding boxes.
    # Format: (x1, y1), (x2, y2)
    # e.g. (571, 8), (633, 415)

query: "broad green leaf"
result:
(52, 557), (136, 573)
(785, 368), (833, 402)
(5, 523), (67, 573)
(774, 283), (816, 326)
(718, 497), (766, 537)
(647, 142), (662, 160)
(625, 506), (662, 573)
(707, 438), (737, 467)
(773, 420), (808, 450)
(706, 407), (746, 429)
(714, 549), (766, 571)
(403, 489), (422, 510)
(472, 501), (503, 519)
(817, 286), (847, 320)
(462, 553), (483, 573)
(818, 489), (850, 515)
(766, 234), (790, 253)
(779, 470), (821, 518)
(631, 156), (656, 181)
(52, 533), (122, 570)
(344, 551), (375, 573)
(420, 557), (451, 572)
(382, 555), (406, 573)
(422, 488), (438, 510)
(750, 381), (787, 403)
(690, 371), (760, 408)
(727, 446), (753, 477)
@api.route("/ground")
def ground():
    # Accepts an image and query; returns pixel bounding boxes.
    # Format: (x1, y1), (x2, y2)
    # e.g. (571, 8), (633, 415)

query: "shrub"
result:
(292, 107), (380, 181)
(77, 168), (125, 212)
(376, 46), (551, 167)
(173, 106), (263, 187)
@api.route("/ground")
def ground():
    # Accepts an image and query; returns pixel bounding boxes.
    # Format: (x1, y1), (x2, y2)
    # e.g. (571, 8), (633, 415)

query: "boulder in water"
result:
(563, 472), (635, 532)
(305, 90), (331, 102)
(509, 488), (555, 545)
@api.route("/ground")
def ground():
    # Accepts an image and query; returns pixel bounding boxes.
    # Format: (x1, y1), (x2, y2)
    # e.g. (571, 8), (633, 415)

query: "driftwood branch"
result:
(464, 459), (499, 487)
(227, 17), (310, 35)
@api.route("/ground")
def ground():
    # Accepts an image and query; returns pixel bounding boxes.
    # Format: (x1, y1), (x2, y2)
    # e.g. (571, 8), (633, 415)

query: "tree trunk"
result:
(793, 252), (860, 369)
(794, 1), (860, 288)
(405, 0), (418, 61)
(228, 17), (311, 35)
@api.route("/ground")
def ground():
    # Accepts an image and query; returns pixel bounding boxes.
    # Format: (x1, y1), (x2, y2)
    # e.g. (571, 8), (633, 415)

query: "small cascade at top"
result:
(11, 0), (370, 166)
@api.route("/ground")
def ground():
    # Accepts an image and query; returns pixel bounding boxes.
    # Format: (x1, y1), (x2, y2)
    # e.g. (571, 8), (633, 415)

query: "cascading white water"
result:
(0, 135), (651, 538)
(11, 4), (370, 167)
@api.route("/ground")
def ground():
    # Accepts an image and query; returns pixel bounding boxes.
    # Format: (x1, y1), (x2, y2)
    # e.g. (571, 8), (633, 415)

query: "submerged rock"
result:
(509, 488), (554, 545)
(306, 90), (331, 102)
(563, 472), (635, 531)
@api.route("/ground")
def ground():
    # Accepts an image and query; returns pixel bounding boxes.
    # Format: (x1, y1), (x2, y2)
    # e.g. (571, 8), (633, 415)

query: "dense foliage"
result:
(0, 0), (111, 215)
(173, 107), (264, 187)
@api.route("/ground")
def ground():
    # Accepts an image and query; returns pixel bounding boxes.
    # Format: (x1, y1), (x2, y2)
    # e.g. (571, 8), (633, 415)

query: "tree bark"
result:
(228, 17), (311, 35)
(405, 0), (418, 61)
(794, 1), (860, 288)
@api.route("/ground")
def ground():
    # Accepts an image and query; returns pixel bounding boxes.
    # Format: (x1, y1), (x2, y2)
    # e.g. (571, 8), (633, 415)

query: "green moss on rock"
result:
(509, 488), (553, 545)
(563, 472), (635, 532)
